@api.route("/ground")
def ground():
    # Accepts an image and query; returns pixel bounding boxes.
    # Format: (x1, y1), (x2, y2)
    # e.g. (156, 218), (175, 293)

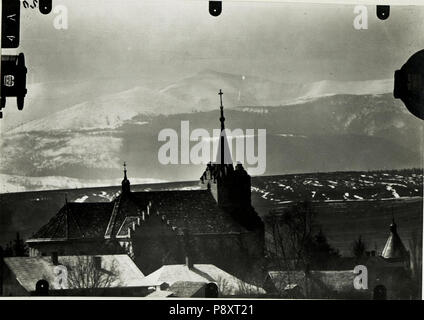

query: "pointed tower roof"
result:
(121, 162), (131, 194)
(381, 218), (409, 262)
(215, 89), (233, 168)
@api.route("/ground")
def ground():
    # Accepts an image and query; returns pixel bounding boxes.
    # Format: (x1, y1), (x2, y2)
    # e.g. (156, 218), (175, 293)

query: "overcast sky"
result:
(15, 0), (424, 85)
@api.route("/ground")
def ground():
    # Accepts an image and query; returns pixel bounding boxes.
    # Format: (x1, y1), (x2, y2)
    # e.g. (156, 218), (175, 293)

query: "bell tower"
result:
(200, 90), (262, 232)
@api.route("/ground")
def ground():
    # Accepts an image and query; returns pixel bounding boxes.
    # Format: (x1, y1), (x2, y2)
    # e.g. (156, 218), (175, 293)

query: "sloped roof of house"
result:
(29, 189), (244, 242)
(145, 289), (174, 298)
(4, 254), (145, 292)
(267, 270), (358, 294)
(31, 202), (114, 240)
(138, 264), (266, 296)
(168, 281), (207, 297)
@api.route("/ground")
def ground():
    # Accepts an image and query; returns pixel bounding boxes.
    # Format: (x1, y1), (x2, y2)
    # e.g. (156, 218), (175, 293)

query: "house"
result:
(0, 254), (146, 296)
(26, 92), (264, 277)
(138, 259), (267, 297)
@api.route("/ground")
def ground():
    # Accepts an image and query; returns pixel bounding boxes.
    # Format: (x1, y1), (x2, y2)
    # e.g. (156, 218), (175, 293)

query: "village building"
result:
(0, 254), (146, 296)
(139, 259), (266, 298)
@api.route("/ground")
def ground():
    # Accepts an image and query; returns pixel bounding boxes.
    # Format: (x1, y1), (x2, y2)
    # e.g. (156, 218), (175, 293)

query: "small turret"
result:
(121, 162), (131, 194)
(381, 218), (409, 262)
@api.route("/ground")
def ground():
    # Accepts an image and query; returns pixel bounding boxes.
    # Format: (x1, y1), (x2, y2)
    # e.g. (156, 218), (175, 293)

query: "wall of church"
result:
(131, 217), (264, 276)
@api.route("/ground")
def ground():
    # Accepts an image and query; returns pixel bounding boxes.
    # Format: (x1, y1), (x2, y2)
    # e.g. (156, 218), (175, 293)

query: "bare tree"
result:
(352, 235), (366, 260)
(265, 200), (316, 298)
(62, 256), (119, 295)
(267, 200), (316, 270)
(265, 200), (340, 298)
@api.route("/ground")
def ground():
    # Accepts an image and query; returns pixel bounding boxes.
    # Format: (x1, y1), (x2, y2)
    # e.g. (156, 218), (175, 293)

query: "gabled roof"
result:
(4, 254), (145, 292)
(381, 220), (409, 261)
(29, 189), (245, 242)
(138, 264), (266, 296)
(31, 202), (114, 240)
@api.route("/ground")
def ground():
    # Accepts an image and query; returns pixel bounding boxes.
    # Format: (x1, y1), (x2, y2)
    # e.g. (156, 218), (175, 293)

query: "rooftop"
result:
(138, 264), (266, 296)
(29, 189), (245, 243)
(4, 254), (145, 292)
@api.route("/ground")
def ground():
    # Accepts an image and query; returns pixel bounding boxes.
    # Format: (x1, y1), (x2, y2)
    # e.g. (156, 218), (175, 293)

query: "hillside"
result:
(0, 169), (421, 257)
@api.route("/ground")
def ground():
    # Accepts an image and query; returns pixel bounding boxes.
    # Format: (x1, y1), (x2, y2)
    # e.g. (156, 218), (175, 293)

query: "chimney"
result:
(185, 256), (193, 269)
(93, 256), (102, 270)
(51, 252), (59, 265)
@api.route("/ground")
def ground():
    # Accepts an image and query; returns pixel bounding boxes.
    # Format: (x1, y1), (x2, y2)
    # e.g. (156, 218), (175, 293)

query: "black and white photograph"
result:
(0, 0), (423, 301)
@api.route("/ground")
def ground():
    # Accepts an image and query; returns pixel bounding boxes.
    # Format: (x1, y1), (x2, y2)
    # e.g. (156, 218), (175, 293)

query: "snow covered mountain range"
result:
(0, 70), (421, 192)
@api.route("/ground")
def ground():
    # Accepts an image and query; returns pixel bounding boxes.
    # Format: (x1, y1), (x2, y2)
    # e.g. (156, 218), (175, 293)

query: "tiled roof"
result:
(138, 264), (266, 296)
(169, 281), (207, 297)
(4, 255), (145, 292)
(30, 189), (244, 242)
(106, 190), (245, 237)
(32, 202), (114, 240)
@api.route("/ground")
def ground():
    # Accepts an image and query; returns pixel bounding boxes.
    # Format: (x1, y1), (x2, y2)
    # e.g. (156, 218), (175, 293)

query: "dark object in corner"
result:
(209, 1), (222, 17)
(394, 50), (424, 120)
(0, 53), (28, 119)
(34, 280), (49, 296)
(376, 6), (390, 20)
(39, 0), (52, 15)
(1, 0), (21, 48)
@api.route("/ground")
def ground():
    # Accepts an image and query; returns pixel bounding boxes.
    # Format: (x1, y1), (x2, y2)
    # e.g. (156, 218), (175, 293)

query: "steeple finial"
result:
(390, 207), (397, 232)
(219, 89), (225, 131)
(122, 161), (130, 193)
(390, 217), (397, 233)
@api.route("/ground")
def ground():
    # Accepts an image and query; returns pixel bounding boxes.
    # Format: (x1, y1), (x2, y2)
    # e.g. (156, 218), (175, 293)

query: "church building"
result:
(26, 90), (265, 275)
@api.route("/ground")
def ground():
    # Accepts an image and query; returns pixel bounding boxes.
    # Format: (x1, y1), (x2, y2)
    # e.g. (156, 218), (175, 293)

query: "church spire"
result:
(121, 161), (131, 193)
(215, 89), (233, 168)
(219, 89), (225, 131)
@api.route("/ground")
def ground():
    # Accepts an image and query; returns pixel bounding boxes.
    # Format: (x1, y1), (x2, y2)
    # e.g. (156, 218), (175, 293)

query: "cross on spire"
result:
(219, 89), (225, 131)
(123, 161), (128, 179)
(122, 161), (131, 193)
